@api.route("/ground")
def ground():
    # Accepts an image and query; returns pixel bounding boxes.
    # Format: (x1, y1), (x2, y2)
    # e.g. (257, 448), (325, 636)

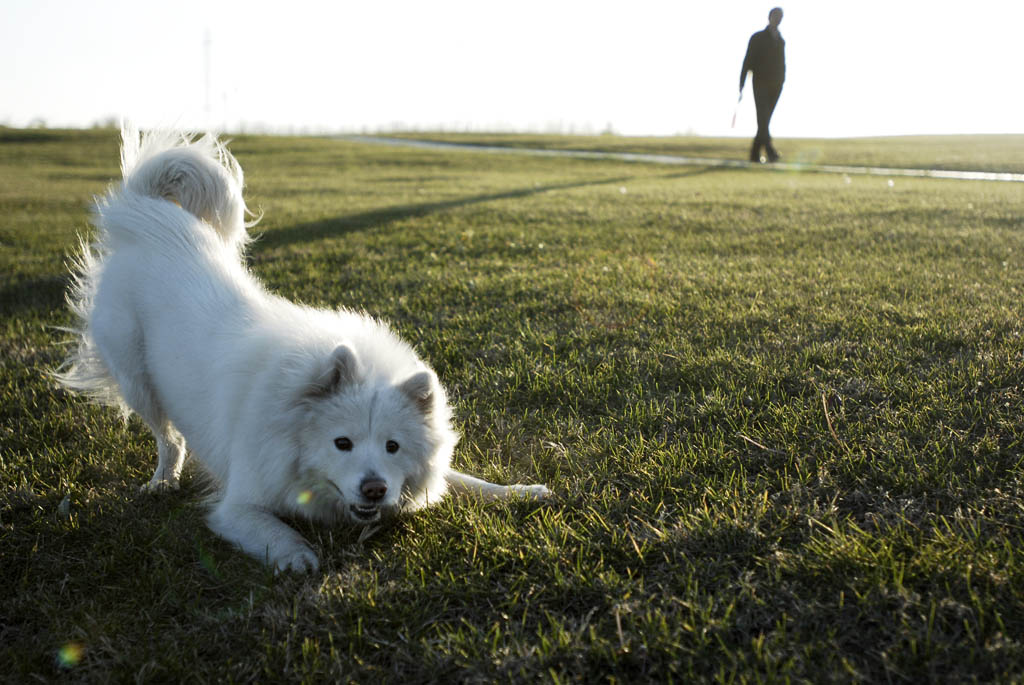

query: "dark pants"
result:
(751, 80), (783, 161)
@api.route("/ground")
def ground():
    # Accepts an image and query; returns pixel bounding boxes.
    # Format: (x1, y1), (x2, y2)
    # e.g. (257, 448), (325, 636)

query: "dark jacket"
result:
(740, 27), (785, 90)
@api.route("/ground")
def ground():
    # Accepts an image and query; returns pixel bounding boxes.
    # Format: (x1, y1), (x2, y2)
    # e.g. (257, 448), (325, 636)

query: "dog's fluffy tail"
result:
(112, 123), (254, 250)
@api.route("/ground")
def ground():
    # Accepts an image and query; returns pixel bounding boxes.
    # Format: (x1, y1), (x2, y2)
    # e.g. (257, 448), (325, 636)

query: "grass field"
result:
(2, 128), (1024, 682)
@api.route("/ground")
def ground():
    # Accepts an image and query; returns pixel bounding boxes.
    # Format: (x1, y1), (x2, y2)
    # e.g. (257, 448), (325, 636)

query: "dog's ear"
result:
(306, 344), (360, 398)
(400, 370), (436, 415)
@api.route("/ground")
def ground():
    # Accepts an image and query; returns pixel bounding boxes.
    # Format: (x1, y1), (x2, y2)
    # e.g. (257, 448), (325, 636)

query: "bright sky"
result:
(2, 0), (1021, 138)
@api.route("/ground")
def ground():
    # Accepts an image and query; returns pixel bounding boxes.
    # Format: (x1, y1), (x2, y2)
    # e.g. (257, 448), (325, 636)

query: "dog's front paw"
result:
(509, 484), (552, 501)
(273, 544), (320, 574)
(140, 476), (180, 494)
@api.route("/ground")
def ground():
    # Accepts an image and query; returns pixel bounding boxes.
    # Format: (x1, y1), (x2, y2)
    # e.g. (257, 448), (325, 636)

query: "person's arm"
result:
(739, 34), (756, 91)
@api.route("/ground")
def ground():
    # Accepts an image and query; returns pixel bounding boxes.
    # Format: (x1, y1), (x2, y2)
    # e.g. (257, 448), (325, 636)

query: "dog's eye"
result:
(334, 437), (353, 451)
(385, 440), (399, 454)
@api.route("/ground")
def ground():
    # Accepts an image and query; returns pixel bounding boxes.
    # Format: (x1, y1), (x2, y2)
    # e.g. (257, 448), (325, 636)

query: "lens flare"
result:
(57, 642), (84, 668)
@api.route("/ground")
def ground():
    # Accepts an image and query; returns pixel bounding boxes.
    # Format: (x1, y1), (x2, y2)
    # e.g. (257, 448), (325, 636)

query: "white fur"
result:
(58, 127), (550, 573)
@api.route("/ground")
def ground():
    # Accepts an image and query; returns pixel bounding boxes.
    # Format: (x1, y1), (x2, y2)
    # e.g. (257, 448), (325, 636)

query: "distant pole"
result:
(204, 31), (212, 126)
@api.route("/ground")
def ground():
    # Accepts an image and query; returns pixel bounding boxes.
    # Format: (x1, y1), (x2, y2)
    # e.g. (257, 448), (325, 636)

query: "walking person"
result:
(740, 7), (786, 163)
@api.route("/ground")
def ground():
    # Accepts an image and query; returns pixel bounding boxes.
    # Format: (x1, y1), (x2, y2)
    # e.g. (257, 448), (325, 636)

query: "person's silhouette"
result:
(740, 7), (785, 163)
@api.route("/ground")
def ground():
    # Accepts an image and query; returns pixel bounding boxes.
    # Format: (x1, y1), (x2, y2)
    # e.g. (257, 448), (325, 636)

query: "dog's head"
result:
(292, 343), (452, 524)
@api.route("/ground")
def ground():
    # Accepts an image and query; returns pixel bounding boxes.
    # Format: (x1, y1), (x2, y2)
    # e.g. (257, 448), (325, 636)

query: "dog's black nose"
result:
(360, 478), (387, 501)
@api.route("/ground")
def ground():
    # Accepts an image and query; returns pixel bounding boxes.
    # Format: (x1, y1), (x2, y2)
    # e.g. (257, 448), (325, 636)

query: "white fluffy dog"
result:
(58, 127), (550, 572)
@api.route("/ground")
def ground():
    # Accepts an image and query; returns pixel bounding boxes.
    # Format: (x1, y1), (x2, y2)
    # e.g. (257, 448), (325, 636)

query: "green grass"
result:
(3, 127), (1024, 681)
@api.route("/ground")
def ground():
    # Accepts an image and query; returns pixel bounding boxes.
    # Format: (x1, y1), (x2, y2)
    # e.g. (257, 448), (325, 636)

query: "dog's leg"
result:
(144, 424), (187, 492)
(445, 469), (551, 501)
(207, 498), (319, 574)
(91, 310), (187, 490)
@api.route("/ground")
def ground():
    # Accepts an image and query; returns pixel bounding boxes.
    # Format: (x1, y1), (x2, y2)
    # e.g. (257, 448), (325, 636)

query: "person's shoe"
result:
(749, 147), (762, 163)
(766, 147), (780, 163)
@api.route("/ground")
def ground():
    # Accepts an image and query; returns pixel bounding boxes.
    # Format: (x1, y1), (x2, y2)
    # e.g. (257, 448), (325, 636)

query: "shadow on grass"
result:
(255, 167), (723, 251)
(0, 274), (68, 316)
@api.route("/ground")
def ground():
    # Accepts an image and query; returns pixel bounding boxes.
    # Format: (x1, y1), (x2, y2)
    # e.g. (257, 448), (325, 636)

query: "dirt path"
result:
(343, 135), (1024, 184)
